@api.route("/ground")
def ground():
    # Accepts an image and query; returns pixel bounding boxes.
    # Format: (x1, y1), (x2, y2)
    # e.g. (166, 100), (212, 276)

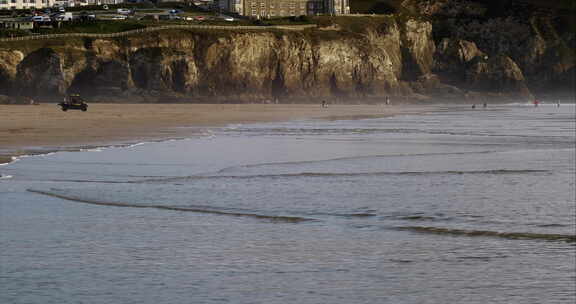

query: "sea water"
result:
(1, 104), (574, 304)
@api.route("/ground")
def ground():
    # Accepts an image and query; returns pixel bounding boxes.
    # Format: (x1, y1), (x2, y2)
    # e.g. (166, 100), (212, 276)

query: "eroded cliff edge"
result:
(0, 12), (573, 103)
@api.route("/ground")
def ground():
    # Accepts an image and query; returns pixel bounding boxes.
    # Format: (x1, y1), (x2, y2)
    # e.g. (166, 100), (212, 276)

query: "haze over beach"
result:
(1, 0), (575, 303)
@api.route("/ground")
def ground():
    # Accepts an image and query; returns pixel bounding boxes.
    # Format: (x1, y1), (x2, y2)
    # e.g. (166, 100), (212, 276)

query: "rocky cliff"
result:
(406, 0), (574, 99)
(0, 2), (573, 103)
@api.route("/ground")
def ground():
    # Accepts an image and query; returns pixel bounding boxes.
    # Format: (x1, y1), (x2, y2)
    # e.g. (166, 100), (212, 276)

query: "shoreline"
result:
(0, 103), (435, 166)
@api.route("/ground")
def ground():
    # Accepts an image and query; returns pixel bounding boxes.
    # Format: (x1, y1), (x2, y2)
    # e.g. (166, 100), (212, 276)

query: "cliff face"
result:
(0, 4), (573, 103)
(409, 0), (575, 98)
(0, 24), (423, 102)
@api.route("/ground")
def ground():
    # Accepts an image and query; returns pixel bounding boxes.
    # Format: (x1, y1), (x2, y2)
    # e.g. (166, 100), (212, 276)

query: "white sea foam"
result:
(1, 155), (23, 165)
(128, 142), (148, 147)
(80, 147), (106, 152)
(225, 124), (243, 130)
(0, 161), (12, 166)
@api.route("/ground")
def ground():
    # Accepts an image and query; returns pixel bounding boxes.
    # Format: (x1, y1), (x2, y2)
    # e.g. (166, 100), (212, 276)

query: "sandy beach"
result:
(0, 103), (431, 165)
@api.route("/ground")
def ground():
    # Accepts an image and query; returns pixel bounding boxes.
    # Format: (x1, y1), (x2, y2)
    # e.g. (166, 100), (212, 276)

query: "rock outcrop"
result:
(420, 0), (574, 99)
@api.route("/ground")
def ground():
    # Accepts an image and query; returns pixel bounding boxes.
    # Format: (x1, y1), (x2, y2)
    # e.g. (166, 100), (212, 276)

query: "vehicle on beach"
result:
(58, 94), (88, 112)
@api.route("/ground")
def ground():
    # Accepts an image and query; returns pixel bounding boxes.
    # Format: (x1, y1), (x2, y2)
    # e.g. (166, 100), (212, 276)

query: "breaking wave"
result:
(27, 189), (312, 223)
(145, 169), (550, 183)
(224, 126), (555, 139)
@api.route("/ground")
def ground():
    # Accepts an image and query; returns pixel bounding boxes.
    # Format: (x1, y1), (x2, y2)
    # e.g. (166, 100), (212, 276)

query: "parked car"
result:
(157, 14), (179, 20)
(54, 12), (73, 21)
(117, 8), (132, 15)
(78, 12), (96, 20)
(31, 15), (51, 22)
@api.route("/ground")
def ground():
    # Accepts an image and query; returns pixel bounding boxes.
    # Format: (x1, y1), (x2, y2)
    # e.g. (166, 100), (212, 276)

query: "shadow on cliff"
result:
(15, 48), (65, 98)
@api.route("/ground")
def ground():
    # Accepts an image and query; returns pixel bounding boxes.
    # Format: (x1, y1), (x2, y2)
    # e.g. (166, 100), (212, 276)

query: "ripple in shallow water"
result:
(396, 226), (576, 242)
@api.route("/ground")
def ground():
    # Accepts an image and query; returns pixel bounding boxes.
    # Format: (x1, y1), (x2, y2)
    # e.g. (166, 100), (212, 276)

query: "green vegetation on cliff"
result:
(39, 20), (148, 35)
(351, 0), (576, 14)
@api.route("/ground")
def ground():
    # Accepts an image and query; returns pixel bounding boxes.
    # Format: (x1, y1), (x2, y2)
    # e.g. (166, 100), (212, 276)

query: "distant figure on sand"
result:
(385, 96), (390, 105)
(321, 100), (327, 108)
(557, 100), (561, 107)
(533, 100), (539, 107)
(472, 104), (476, 109)
(483, 102), (487, 108)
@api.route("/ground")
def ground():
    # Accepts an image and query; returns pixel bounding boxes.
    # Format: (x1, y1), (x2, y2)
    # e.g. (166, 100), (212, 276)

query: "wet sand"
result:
(0, 103), (431, 165)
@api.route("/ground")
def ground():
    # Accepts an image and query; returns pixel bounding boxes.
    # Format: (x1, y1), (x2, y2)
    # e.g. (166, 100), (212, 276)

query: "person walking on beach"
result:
(385, 96), (390, 105)
(321, 100), (327, 108)
(472, 104), (476, 109)
(533, 99), (539, 107)
(483, 102), (487, 108)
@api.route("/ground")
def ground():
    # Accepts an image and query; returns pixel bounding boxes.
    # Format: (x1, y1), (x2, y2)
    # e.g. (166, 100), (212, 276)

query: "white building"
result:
(96, 0), (125, 5)
(0, 0), (115, 9)
(0, 0), (55, 10)
(217, 0), (349, 16)
(53, 0), (96, 7)
(328, 0), (348, 15)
